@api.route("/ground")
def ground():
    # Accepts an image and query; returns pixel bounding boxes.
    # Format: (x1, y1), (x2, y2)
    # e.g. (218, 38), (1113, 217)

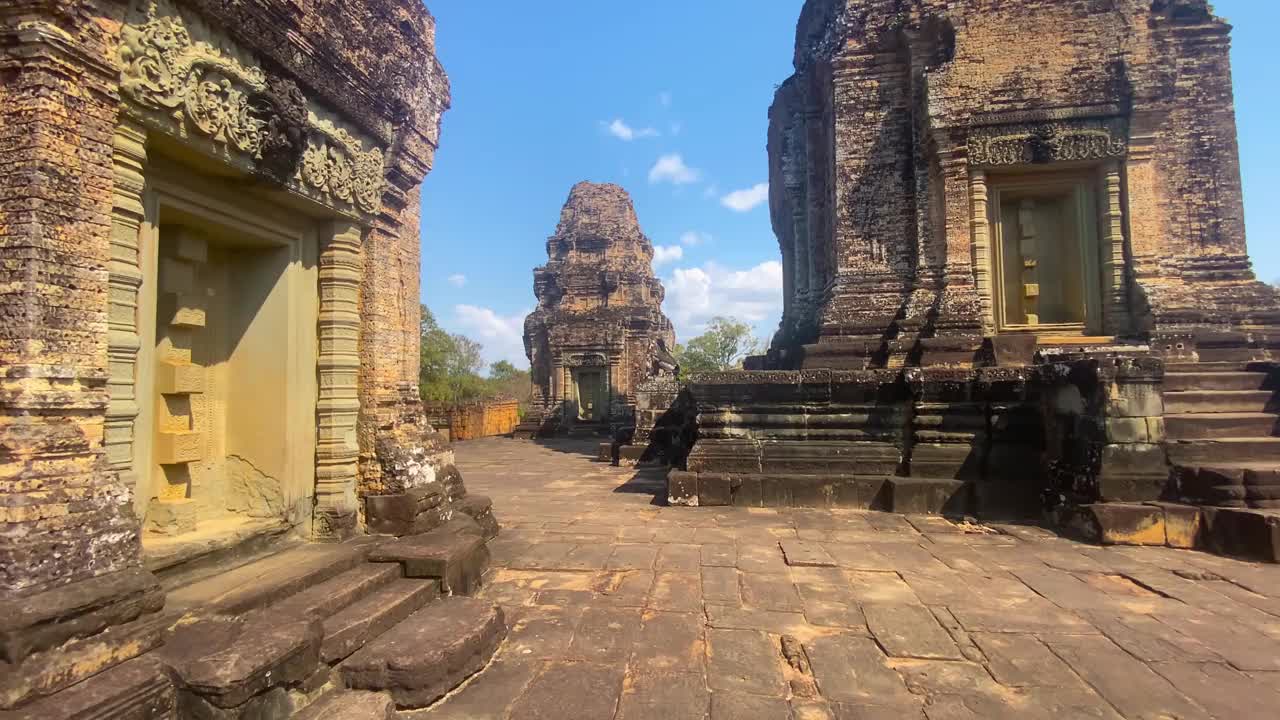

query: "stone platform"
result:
(417, 437), (1280, 720)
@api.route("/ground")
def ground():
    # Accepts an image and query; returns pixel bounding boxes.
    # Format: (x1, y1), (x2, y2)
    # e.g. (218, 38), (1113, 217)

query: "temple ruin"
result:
(1, 0), (503, 715)
(670, 0), (1280, 555)
(522, 182), (677, 432)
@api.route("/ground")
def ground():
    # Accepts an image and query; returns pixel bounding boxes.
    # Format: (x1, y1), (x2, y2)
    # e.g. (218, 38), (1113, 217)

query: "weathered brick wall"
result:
(1, 0), (450, 585)
(428, 400), (520, 441)
(0, 1), (141, 594)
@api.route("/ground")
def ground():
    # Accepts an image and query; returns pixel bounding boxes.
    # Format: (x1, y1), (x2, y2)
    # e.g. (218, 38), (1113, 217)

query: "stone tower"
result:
(524, 182), (676, 426)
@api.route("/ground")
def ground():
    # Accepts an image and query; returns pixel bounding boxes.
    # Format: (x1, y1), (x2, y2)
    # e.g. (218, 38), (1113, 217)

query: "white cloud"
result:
(648, 153), (701, 185)
(663, 260), (784, 340)
(652, 245), (683, 267)
(721, 183), (770, 212)
(453, 305), (530, 370)
(679, 231), (711, 247)
(659, 91), (673, 107)
(447, 273), (467, 288)
(605, 118), (659, 142)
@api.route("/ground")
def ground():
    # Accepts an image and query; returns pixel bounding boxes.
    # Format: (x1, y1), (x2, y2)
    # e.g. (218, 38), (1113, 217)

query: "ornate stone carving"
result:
(118, 0), (386, 216)
(968, 118), (1128, 166)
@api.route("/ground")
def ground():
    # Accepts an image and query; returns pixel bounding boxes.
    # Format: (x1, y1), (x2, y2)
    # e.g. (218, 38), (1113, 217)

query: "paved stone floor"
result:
(421, 437), (1280, 720)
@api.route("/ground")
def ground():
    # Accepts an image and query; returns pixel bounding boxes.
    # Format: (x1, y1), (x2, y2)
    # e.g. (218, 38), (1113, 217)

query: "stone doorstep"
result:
(367, 516), (490, 595)
(339, 597), (507, 709)
(2, 655), (177, 720)
(165, 541), (375, 616)
(1165, 412), (1280, 440)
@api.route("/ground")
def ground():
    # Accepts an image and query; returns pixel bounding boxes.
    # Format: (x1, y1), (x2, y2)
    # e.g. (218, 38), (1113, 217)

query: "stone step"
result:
(321, 579), (440, 664)
(1165, 361), (1254, 373)
(1165, 412), (1278, 440)
(272, 563), (402, 620)
(293, 689), (395, 720)
(155, 611), (321, 713)
(339, 597), (506, 710)
(1168, 438), (1280, 466)
(166, 541), (373, 615)
(368, 517), (489, 595)
(1195, 347), (1271, 363)
(1165, 371), (1270, 392)
(5, 655), (176, 720)
(1164, 390), (1274, 414)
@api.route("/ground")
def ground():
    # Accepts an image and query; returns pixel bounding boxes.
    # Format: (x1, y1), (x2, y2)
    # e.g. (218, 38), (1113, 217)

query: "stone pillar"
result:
(968, 170), (995, 335)
(105, 122), (148, 496)
(1099, 162), (1129, 337)
(315, 222), (364, 539)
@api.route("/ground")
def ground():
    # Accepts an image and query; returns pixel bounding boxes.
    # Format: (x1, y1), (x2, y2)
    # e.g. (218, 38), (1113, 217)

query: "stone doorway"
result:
(573, 368), (606, 422)
(134, 178), (319, 563)
(988, 174), (1103, 335)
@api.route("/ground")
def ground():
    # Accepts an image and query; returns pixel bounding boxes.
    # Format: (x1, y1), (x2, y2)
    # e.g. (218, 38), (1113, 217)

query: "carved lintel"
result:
(118, 0), (386, 217)
(967, 116), (1128, 167)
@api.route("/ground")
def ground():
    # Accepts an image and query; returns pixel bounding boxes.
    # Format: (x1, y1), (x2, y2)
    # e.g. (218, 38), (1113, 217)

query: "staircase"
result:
(1164, 361), (1280, 509)
(17, 509), (505, 719)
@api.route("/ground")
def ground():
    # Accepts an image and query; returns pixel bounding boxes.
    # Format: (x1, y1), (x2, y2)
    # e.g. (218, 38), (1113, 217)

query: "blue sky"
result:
(421, 0), (1280, 370)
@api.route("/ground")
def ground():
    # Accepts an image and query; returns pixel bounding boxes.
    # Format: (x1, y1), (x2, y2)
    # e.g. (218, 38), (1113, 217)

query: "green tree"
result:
(674, 316), (762, 377)
(485, 360), (534, 415)
(419, 304), (487, 404)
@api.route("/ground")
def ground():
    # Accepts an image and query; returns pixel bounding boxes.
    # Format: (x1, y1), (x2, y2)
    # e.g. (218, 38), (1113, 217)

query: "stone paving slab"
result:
(410, 437), (1280, 719)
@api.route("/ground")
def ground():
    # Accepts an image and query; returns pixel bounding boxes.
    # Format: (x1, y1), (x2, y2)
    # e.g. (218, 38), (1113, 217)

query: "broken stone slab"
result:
(780, 541), (837, 567)
(3, 654), (175, 720)
(863, 603), (962, 660)
(364, 485), (444, 536)
(293, 690), (394, 720)
(155, 612), (321, 710)
(368, 516), (490, 594)
(453, 493), (500, 540)
(803, 633), (914, 706)
(338, 597), (506, 709)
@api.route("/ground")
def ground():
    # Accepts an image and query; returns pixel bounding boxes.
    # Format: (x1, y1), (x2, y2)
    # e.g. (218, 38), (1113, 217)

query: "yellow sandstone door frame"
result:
(986, 171), (1103, 337)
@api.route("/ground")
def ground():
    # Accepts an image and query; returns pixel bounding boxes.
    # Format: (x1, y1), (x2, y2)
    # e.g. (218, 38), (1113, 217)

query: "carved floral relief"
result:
(968, 118), (1128, 167)
(119, 0), (386, 216)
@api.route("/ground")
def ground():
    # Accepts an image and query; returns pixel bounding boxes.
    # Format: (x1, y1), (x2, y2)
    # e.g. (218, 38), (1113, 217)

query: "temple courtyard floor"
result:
(420, 437), (1280, 720)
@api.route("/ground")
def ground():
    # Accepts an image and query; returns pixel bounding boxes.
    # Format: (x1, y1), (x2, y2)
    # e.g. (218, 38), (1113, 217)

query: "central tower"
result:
(524, 182), (676, 427)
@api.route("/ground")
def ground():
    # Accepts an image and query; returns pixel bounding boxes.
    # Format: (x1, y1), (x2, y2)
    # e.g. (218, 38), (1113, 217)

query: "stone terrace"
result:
(422, 437), (1280, 720)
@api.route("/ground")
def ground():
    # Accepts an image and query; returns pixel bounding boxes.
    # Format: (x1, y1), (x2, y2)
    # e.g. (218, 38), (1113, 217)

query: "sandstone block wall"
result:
(766, 0), (1279, 367)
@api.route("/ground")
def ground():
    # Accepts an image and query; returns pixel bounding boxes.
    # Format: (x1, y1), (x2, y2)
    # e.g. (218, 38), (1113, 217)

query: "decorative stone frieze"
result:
(119, 0), (386, 217)
(967, 117), (1128, 167)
